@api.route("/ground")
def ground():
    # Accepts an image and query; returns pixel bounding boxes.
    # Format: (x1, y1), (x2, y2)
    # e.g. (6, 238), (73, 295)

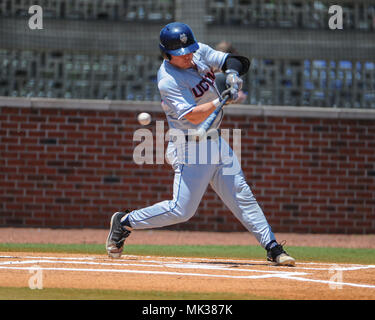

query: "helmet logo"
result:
(180, 33), (188, 44)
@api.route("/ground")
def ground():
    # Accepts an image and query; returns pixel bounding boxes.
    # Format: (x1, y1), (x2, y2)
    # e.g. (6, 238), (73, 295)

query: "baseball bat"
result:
(195, 95), (229, 139)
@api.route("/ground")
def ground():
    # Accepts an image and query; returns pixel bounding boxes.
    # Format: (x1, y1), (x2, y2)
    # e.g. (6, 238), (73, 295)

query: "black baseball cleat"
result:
(266, 241), (295, 266)
(106, 211), (133, 258)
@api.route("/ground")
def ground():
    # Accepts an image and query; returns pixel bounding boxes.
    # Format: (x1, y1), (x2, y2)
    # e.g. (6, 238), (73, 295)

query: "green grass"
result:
(0, 287), (274, 300)
(0, 243), (374, 264)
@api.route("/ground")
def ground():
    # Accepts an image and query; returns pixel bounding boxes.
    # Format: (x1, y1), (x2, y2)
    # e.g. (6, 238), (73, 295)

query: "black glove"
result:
(221, 87), (239, 104)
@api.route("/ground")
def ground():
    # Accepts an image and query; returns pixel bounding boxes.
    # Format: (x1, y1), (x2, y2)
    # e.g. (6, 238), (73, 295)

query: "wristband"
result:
(212, 98), (221, 108)
(225, 69), (239, 76)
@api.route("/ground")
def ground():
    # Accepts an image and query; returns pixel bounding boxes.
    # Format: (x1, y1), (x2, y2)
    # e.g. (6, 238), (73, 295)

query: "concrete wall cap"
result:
(1, 97), (375, 120)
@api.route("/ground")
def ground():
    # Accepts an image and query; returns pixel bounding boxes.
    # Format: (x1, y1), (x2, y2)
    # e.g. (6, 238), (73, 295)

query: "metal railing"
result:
(0, 49), (161, 101)
(1, 0), (374, 30)
(0, 0), (374, 108)
(0, 0), (175, 22)
(206, 0), (375, 31)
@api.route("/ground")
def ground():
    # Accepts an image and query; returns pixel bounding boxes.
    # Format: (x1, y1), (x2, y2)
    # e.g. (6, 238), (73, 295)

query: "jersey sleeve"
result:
(158, 77), (196, 120)
(199, 43), (229, 71)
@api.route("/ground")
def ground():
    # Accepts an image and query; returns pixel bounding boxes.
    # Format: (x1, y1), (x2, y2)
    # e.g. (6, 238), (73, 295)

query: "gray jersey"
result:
(127, 43), (277, 252)
(157, 42), (228, 134)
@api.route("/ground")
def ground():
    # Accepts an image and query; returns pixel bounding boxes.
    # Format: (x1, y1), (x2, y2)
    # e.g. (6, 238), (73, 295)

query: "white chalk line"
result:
(124, 255), (373, 267)
(0, 259), (307, 277)
(1, 264), (374, 288)
(1, 255), (375, 289)
(280, 275), (375, 289)
(1, 255), (374, 272)
(0, 265), (302, 280)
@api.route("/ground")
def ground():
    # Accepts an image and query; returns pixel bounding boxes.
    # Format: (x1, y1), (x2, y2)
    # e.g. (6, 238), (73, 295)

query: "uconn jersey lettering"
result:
(192, 71), (216, 98)
(157, 42), (228, 132)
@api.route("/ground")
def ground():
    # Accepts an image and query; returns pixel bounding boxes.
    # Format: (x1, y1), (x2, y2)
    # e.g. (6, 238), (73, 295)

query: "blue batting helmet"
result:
(159, 22), (199, 57)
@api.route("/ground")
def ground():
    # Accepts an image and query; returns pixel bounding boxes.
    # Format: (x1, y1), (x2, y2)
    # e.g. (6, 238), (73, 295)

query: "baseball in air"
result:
(137, 112), (151, 125)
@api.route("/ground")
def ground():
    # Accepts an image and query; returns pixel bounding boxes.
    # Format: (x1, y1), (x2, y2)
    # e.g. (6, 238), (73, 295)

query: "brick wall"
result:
(1, 98), (375, 234)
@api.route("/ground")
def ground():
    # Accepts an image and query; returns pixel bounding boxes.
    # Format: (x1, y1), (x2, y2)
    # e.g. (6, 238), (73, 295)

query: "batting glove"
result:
(225, 69), (243, 91)
(221, 87), (239, 104)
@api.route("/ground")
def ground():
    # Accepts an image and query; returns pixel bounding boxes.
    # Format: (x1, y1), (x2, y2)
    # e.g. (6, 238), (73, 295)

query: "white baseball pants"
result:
(127, 136), (276, 248)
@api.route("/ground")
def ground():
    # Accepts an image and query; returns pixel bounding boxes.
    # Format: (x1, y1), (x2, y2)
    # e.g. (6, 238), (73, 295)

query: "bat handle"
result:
(221, 94), (230, 104)
(195, 95), (229, 139)
(195, 127), (207, 140)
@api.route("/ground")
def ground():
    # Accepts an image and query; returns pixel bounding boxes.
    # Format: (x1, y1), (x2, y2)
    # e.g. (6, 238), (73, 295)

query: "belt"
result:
(169, 129), (221, 143)
(185, 129), (221, 142)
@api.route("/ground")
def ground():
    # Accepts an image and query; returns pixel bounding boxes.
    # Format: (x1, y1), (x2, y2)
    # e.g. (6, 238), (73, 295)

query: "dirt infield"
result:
(0, 228), (375, 299)
(1, 252), (374, 300)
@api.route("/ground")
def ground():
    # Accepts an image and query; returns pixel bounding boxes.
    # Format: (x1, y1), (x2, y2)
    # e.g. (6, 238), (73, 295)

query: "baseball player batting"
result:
(106, 22), (295, 266)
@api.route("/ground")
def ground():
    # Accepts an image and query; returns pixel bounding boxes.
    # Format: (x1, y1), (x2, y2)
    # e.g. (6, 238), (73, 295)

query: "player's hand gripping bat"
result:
(194, 85), (238, 139)
(194, 95), (228, 139)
